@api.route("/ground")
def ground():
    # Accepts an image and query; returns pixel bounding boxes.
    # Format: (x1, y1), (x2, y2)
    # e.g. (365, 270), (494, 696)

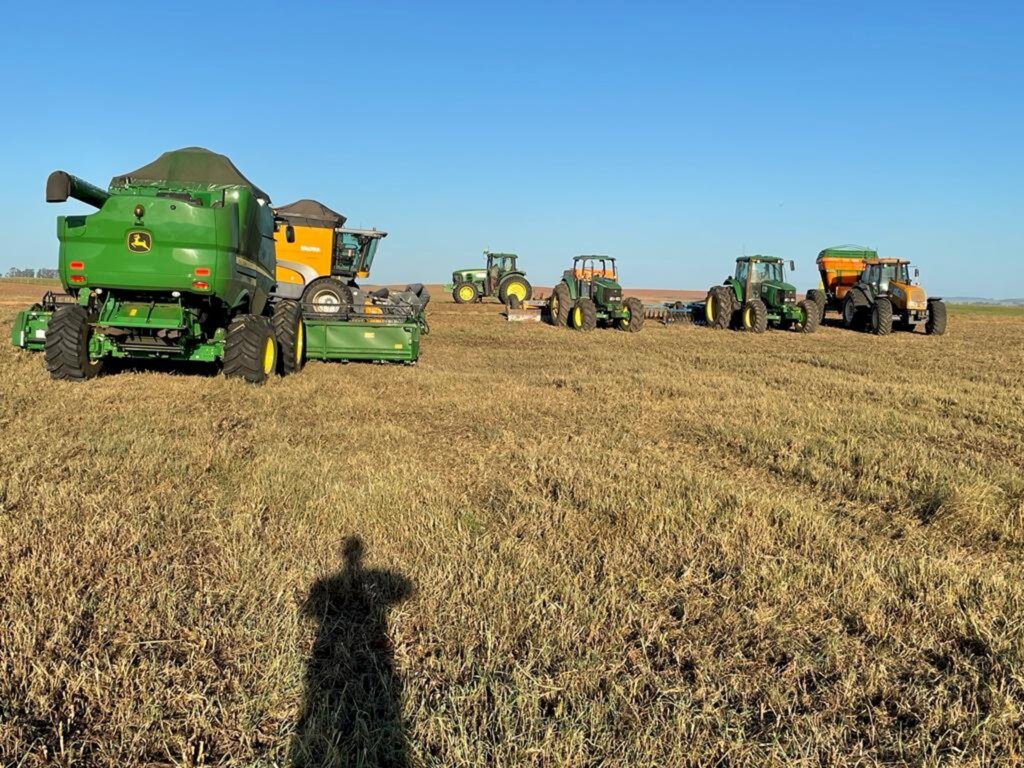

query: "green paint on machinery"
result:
(547, 256), (644, 332)
(10, 292), (78, 351)
(447, 251), (532, 305)
(704, 256), (819, 334)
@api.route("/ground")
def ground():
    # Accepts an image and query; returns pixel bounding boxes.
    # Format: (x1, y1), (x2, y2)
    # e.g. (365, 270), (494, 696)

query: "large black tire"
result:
(619, 297), (644, 333)
(452, 282), (479, 304)
(704, 286), (732, 330)
(498, 275), (532, 304)
(806, 289), (827, 322)
(843, 289), (869, 330)
(273, 300), (305, 375)
(871, 297), (893, 335)
(303, 277), (353, 315)
(741, 299), (769, 333)
(570, 297), (598, 331)
(926, 299), (947, 336)
(549, 283), (571, 327)
(224, 315), (277, 384)
(796, 299), (820, 334)
(44, 304), (104, 381)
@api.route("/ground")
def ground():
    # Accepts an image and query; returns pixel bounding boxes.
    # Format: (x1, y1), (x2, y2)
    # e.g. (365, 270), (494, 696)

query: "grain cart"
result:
(704, 255), (818, 333)
(805, 244), (876, 322)
(447, 251), (532, 304)
(548, 256), (644, 332)
(273, 198), (387, 311)
(840, 258), (946, 335)
(19, 147), (302, 383)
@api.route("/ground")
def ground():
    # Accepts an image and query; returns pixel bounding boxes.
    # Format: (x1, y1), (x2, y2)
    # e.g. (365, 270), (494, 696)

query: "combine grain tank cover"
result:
(110, 147), (270, 201)
(275, 199), (347, 229)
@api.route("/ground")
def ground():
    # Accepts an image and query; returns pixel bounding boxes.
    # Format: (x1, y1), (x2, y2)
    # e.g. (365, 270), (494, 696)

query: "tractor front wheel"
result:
(871, 297), (893, 335)
(705, 286), (732, 330)
(619, 297), (644, 332)
(44, 304), (104, 381)
(796, 300), (820, 333)
(741, 299), (769, 333)
(304, 277), (353, 315)
(453, 282), (479, 304)
(926, 299), (947, 336)
(843, 290), (869, 330)
(549, 283), (570, 326)
(570, 297), (598, 331)
(806, 289), (826, 322)
(224, 315), (278, 384)
(498, 276), (532, 305)
(273, 300), (305, 375)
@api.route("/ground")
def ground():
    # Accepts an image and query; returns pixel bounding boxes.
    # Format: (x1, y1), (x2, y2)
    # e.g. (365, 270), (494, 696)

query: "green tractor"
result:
(448, 251), (532, 305)
(15, 147), (302, 383)
(705, 255), (819, 333)
(548, 256), (644, 332)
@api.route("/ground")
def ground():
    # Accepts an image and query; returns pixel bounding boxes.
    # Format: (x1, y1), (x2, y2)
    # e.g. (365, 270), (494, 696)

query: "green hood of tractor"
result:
(453, 268), (486, 282)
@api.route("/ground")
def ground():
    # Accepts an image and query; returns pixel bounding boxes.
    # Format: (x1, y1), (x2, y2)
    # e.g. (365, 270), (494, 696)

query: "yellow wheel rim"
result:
(262, 336), (276, 375)
(295, 322), (304, 366)
(620, 306), (631, 329)
(458, 286), (474, 302)
(743, 307), (753, 328)
(573, 307), (582, 327)
(507, 282), (527, 301)
(706, 295), (716, 323)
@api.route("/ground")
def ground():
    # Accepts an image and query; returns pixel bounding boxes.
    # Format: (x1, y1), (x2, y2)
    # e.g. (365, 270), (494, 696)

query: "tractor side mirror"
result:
(914, 267), (920, 278)
(789, 260), (796, 271)
(285, 225), (295, 244)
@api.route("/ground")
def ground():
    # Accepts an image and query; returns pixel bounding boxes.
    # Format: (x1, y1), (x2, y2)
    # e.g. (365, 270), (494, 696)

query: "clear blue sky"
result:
(2, 1), (1021, 297)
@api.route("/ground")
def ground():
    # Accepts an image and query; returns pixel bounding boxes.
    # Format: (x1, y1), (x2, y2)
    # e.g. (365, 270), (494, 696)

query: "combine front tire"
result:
(549, 283), (570, 326)
(741, 299), (769, 333)
(619, 297), (644, 333)
(570, 297), (598, 331)
(498, 276), (532, 304)
(796, 300), (820, 334)
(705, 286), (732, 330)
(304, 277), (353, 315)
(926, 299), (947, 336)
(871, 297), (893, 335)
(453, 282), (478, 305)
(224, 315), (278, 384)
(273, 300), (305, 375)
(44, 304), (104, 381)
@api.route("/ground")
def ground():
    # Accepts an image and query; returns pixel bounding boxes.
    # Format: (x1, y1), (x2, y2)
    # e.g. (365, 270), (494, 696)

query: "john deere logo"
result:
(127, 231), (152, 253)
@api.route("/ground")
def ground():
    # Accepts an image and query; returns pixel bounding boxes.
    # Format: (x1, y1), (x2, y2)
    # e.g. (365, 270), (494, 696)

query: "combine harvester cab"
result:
(705, 256), (818, 333)
(16, 147), (303, 383)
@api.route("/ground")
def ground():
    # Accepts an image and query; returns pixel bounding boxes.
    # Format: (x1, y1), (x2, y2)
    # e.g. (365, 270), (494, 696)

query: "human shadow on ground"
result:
(291, 536), (414, 767)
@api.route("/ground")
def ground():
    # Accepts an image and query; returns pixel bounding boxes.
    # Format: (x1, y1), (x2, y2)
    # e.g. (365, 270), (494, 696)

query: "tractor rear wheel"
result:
(806, 289), (826, 322)
(926, 299), (947, 335)
(741, 299), (769, 333)
(871, 297), (893, 335)
(843, 290), (869, 330)
(549, 283), (570, 326)
(705, 286), (732, 330)
(619, 297), (644, 332)
(570, 297), (598, 331)
(796, 300), (820, 333)
(304, 277), (353, 315)
(498, 275), (532, 304)
(273, 300), (305, 375)
(44, 304), (104, 380)
(224, 315), (278, 384)
(453, 282), (478, 304)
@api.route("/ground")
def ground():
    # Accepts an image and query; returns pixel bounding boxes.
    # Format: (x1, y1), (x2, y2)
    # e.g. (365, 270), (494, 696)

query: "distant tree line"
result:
(4, 267), (59, 279)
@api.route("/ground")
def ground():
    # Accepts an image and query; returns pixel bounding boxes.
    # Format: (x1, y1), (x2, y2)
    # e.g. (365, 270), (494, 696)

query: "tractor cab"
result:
(733, 256), (797, 304)
(485, 251), (519, 295)
(859, 259), (915, 295)
(566, 255), (621, 302)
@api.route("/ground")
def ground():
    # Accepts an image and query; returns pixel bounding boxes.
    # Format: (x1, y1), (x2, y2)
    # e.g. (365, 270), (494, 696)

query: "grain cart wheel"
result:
(925, 299), (947, 336)
(224, 315), (277, 384)
(619, 297), (644, 332)
(453, 282), (478, 304)
(796, 300), (820, 334)
(705, 286), (732, 330)
(44, 304), (104, 380)
(570, 297), (598, 331)
(304, 277), (353, 315)
(741, 299), (769, 333)
(273, 300), (305, 375)
(549, 283), (571, 326)
(871, 297), (893, 335)
(843, 290), (869, 330)
(806, 289), (826, 322)
(498, 275), (532, 304)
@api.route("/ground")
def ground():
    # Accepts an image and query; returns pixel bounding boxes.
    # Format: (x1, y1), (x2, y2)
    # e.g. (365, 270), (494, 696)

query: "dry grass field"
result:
(1, 279), (1023, 767)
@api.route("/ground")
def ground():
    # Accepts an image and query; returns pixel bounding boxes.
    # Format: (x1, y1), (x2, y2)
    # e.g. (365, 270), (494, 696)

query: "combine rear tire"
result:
(796, 300), (820, 334)
(871, 297), (893, 335)
(498, 276), (532, 304)
(273, 300), (305, 375)
(224, 315), (277, 384)
(843, 290), (869, 330)
(44, 304), (104, 381)
(741, 299), (769, 333)
(926, 299), (947, 336)
(453, 282), (478, 304)
(570, 297), (598, 331)
(304, 277), (352, 315)
(806, 289), (826, 322)
(705, 286), (732, 330)
(549, 283), (570, 326)
(619, 297), (644, 333)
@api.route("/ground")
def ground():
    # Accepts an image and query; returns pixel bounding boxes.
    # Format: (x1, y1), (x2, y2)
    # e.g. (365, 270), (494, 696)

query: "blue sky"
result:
(2, 1), (1021, 296)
